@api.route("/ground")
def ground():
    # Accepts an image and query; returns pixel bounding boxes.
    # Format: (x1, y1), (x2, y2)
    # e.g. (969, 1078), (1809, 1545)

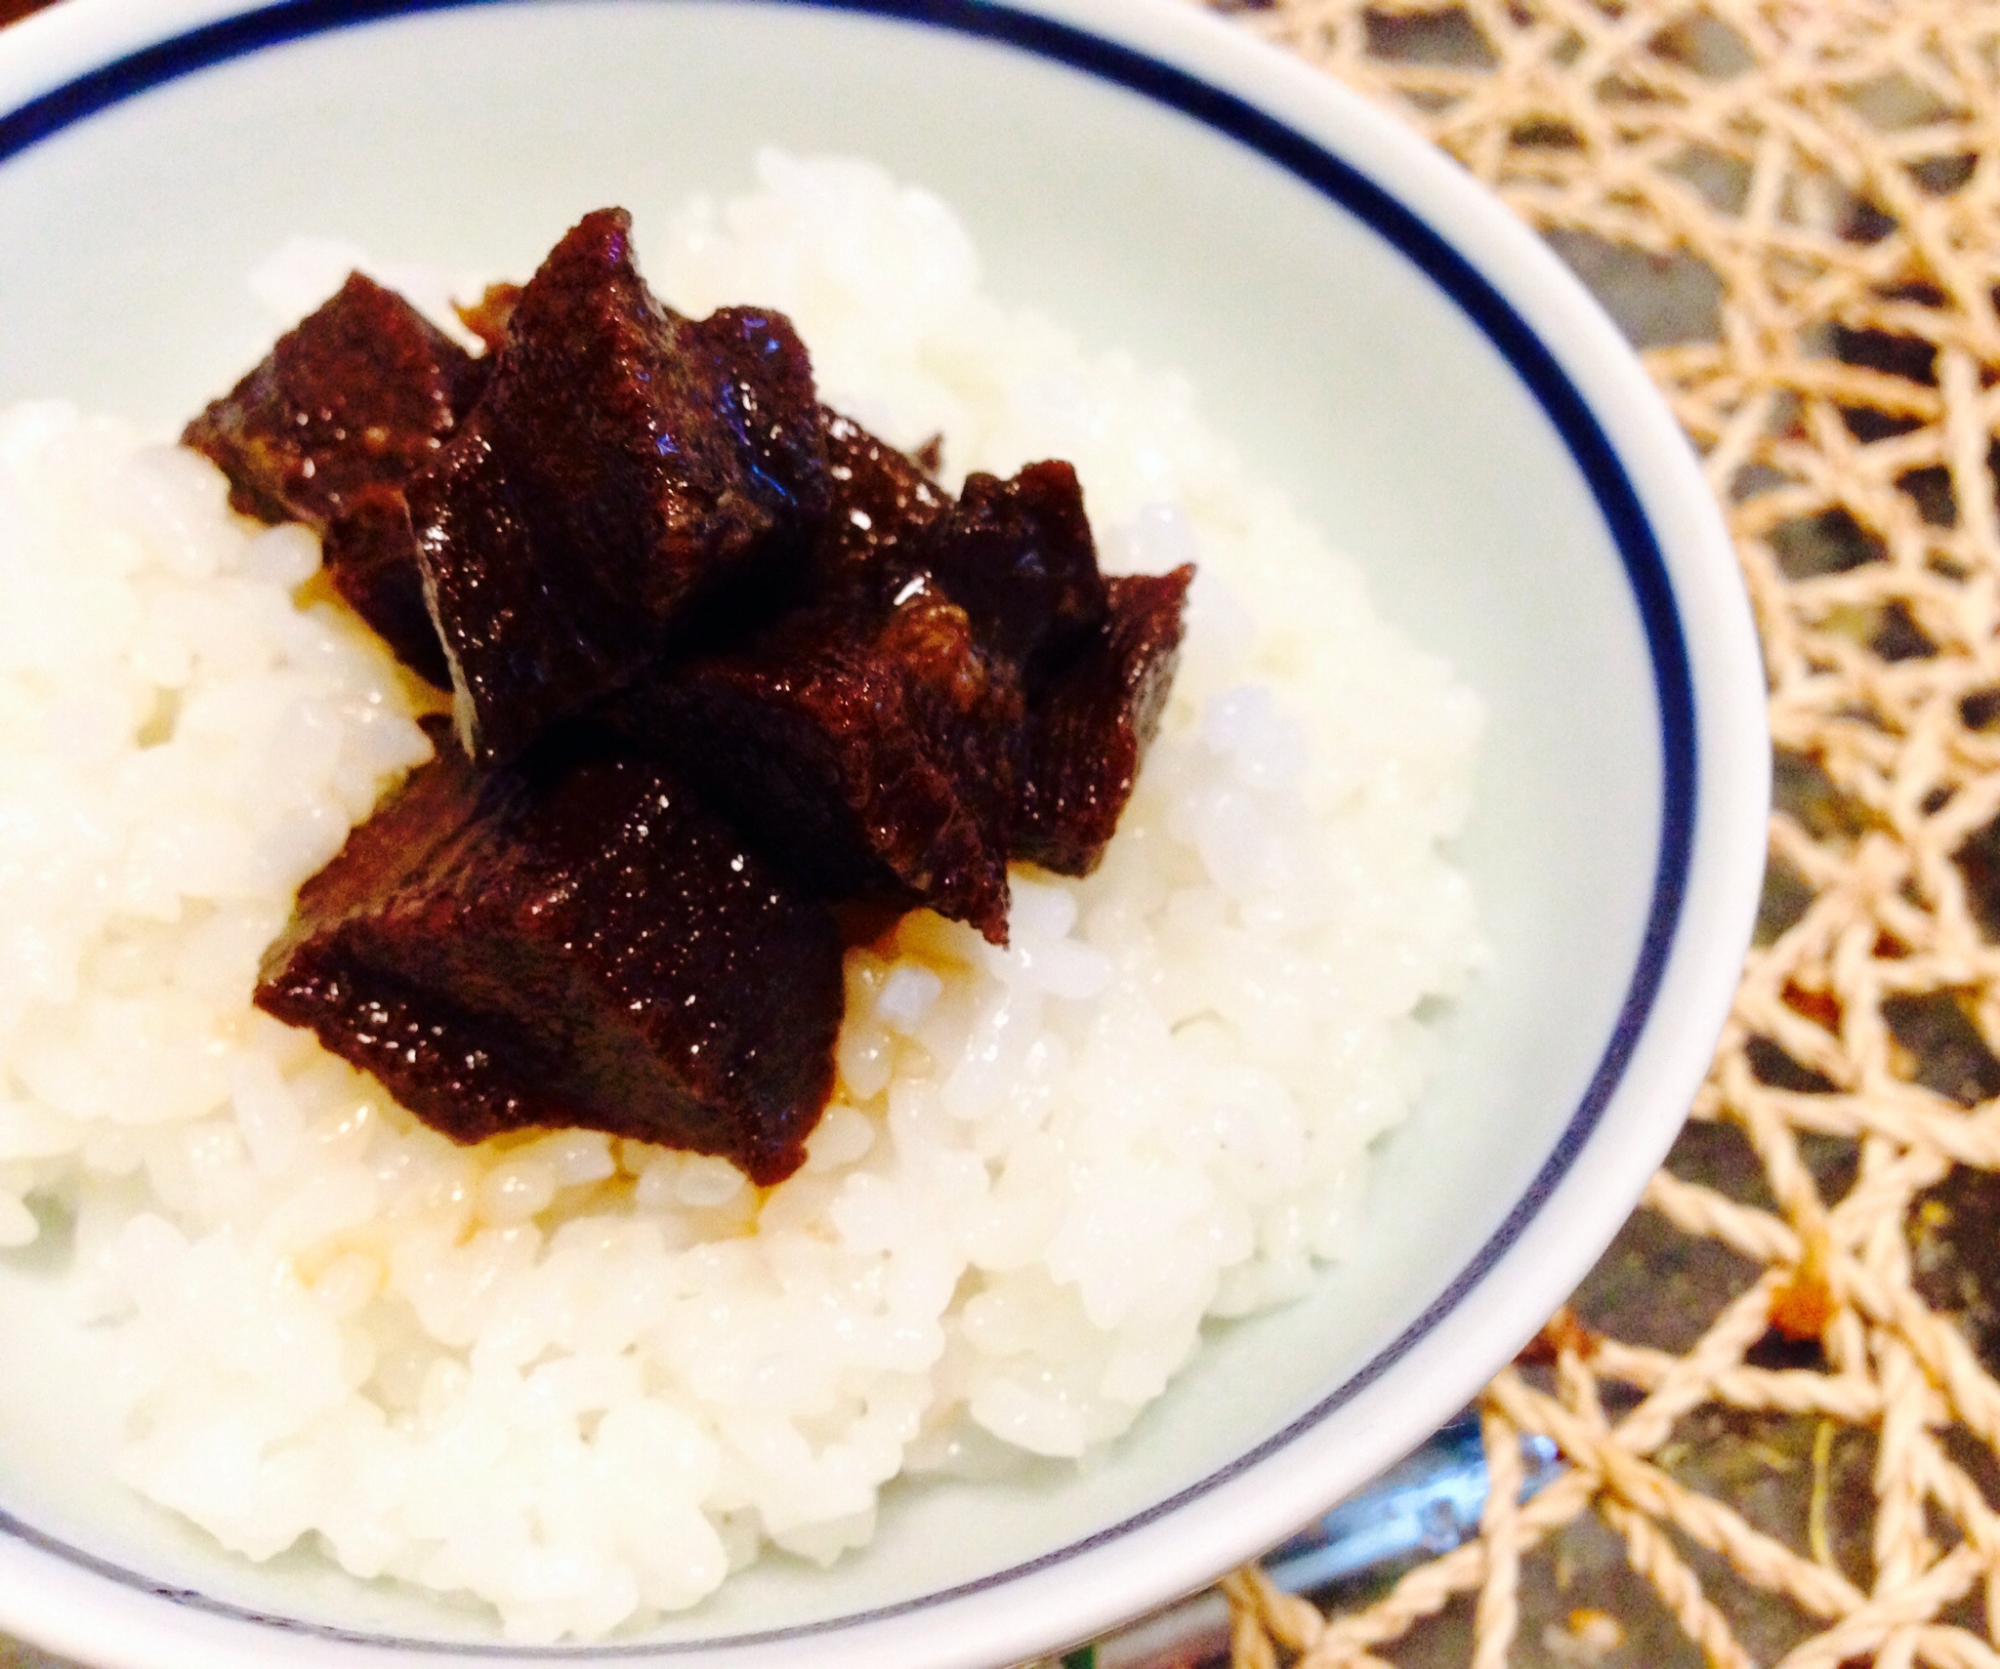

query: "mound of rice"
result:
(0, 153), (1481, 1641)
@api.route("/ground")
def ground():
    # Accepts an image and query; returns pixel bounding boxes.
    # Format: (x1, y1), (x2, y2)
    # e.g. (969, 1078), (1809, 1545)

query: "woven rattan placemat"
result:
(1197, 1), (2000, 1666)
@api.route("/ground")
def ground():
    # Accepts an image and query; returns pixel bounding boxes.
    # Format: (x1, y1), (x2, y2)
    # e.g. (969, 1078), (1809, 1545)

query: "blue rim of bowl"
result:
(0, 0), (1697, 1651)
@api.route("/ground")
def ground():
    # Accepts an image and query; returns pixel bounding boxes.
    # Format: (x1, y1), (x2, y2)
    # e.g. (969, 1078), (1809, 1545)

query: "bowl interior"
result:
(0, 0), (1665, 1645)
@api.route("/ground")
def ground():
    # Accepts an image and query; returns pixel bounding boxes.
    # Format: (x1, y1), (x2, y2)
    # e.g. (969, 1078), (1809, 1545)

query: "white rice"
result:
(0, 153), (1481, 1641)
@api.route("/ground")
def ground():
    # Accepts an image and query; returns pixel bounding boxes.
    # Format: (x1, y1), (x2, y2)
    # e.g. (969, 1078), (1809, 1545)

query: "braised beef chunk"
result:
(183, 271), (483, 530)
(254, 719), (843, 1186)
(318, 490), (453, 688)
(406, 208), (830, 764)
(181, 271), (481, 686)
(1014, 565), (1194, 877)
(640, 586), (1021, 944)
(808, 409), (952, 607)
(204, 209), (1199, 1180)
(928, 461), (1109, 673)
(691, 307), (830, 550)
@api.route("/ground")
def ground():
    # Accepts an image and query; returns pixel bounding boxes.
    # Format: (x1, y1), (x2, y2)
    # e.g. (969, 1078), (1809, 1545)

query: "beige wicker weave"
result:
(1205, 1), (2000, 1665)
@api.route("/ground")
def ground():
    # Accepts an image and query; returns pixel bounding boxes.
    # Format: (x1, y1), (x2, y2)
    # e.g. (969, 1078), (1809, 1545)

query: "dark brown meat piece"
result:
(808, 408), (952, 607)
(626, 585), (1022, 945)
(318, 490), (453, 688)
(405, 208), (830, 765)
(254, 719), (844, 1186)
(1014, 565), (1195, 877)
(927, 461), (1109, 675)
(200, 209), (1199, 1181)
(182, 272), (482, 687)
(183, 271), (484, 528)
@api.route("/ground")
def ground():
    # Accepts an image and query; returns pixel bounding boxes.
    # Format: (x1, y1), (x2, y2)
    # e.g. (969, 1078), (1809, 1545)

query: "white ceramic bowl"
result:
(0, 0), (1767, 1665)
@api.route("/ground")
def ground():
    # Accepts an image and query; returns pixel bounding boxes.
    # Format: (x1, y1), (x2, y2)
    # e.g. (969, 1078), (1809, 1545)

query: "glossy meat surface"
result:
(254, 720), (844, 1185)
(183, 271), (483, 529)
(808, 409), (952, 607)
(182, 271), (481, 687)
(405, 208), (829, 764)
(1014, 564), (1195, 876)
(217, 233), (1195, 1179)
(638, 584), (1021, 945)
(928, 461), (1109, 673)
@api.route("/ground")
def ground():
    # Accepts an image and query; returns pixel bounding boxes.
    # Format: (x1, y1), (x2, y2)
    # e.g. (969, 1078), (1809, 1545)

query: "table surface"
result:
(8, 0), (2000, 1666)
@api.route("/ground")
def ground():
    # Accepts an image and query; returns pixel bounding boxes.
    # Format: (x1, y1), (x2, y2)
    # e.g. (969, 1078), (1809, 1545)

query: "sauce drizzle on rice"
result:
(0, 153), (1481, 1641)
